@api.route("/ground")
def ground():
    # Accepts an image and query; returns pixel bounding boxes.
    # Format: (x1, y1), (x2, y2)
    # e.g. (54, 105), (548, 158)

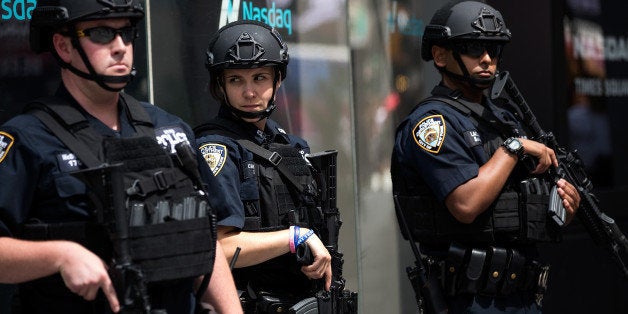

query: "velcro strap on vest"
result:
(493, 192), (520, 237)
(126, 169), (188, 197)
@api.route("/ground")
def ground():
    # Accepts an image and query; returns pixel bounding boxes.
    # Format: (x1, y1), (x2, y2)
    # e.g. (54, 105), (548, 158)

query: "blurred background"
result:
(2, 0), (628, 313)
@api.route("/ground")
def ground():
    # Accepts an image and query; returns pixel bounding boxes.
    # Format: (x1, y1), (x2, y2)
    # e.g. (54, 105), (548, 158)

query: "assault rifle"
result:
(291, 150), (358, 314)
(393, 195), (448, 314)
(491, 71), (628, 278)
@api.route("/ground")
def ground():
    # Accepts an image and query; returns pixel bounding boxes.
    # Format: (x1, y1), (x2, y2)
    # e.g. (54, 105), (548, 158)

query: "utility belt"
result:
(427, 244), (549, 299)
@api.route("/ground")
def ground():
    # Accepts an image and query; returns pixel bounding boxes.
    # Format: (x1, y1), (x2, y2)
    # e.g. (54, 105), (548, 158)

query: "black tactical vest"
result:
(195, 118), (321, 300)
(195, 118), (319, 232)
(393, 89), (560, 247)
(21, 94), (217, 285)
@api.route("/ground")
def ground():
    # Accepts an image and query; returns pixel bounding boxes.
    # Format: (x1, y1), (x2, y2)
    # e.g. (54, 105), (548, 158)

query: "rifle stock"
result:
(491, 71), (628, 278)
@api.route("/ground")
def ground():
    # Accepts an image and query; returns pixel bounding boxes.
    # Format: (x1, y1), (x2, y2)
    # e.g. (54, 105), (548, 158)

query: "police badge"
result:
(199, 143), (227, 175)
(412, 115), (446, 153)
(0, 131), (15, 163)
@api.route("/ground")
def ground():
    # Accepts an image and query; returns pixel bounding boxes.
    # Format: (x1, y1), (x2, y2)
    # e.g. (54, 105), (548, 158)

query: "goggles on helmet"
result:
(76, 26), (138, 45)
(451, 41), (504, 59)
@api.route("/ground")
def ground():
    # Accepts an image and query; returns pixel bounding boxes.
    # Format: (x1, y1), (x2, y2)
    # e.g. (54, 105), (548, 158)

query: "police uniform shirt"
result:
(196, 106), (310, 229)
(393, 85), (526, 203)
(0, 85), (218, 313)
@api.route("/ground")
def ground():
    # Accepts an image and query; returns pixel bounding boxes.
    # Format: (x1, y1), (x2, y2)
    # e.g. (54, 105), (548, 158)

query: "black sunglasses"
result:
(76, 26), (138, 45)
(452, 41), (504, 59)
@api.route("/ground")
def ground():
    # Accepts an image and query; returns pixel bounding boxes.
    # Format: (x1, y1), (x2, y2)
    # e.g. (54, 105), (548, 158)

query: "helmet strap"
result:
(438, 51), (495, 90)
(56, 29), (135, 92)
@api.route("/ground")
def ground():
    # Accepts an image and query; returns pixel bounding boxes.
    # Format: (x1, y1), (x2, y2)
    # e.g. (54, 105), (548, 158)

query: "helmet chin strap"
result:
(439, 51), (495, 90)
(54, 34), (135, 92)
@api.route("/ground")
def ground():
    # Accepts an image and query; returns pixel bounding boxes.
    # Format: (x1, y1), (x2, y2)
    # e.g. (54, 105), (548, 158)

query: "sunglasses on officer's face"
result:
(76, 26), (138, 45)
(452, 41), (504, 59)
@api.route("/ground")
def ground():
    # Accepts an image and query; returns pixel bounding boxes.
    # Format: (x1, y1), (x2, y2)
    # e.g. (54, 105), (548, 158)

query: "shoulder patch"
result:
(155, 126), (188, 154)
(199, 143), (227, 176)
(0, 131), (15, 163)
(412, 115), (446, 153)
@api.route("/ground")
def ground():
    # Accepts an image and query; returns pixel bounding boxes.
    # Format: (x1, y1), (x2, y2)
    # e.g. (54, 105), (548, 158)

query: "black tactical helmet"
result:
(206, 20), (289, 120)
(30, 0), (145, 53)
(421, 0), (511, 61)
(29, 0), (144, 92)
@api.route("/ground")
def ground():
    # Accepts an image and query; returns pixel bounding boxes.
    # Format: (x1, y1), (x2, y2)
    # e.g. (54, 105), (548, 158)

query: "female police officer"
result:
(0, 1), (240, 313)
(391, 1), (580, 312)
(195, 20), (332, 313)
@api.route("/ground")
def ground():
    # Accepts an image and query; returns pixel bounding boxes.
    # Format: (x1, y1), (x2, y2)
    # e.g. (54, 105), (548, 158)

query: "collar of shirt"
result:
(217, 105), (291, 145)
(55, 85), (136, 138)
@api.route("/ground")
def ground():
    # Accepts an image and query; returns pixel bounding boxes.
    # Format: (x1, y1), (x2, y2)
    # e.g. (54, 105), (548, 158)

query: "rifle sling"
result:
(29, 108), (102, 168)
(236, 139), (306, 194)
(196, 120), (306, 194)
(419, 86), (517, 139)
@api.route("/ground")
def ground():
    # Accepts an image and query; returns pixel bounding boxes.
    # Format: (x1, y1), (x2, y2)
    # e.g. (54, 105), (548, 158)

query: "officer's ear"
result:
(432, 45), (448, 68)
(52, 32), (73, 63)
(276, 72), (282, 89)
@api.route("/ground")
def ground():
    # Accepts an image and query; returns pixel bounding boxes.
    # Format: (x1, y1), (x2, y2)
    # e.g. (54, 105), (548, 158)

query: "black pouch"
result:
(128, 216), (215, 282)
(481, 247), (508, 295)
(501, 249), (525, 295)
(459, 248), (487, 294)
(445, 244), (466, 295)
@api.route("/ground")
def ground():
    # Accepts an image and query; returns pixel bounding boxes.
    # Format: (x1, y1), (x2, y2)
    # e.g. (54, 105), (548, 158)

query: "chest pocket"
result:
(242, 142), (317, 232)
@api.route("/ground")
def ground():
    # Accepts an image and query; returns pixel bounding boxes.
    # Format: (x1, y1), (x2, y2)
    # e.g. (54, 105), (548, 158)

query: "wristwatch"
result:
(502, 137), (525, 159)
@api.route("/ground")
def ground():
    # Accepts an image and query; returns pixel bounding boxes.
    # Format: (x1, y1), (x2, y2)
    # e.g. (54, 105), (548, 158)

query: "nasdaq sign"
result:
(219, 0), (292, 35)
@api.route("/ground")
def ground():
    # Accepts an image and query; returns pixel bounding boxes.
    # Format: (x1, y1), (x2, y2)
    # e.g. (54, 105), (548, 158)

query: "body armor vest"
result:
(21, 94), (216, 284)
(195, 118), (322, 303)
(394, 91), (560, 247)
(195, 118), (320, 232)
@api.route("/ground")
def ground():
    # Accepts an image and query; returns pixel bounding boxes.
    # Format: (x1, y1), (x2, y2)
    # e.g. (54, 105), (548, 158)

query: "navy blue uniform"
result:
(392, 85), (542, 312)
(196, 107), (310, 229)
(0, 85), (221, 314)
(196, 107), (316, 302)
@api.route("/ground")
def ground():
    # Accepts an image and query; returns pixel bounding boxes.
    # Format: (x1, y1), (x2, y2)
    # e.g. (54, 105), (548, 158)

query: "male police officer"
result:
(391, 1), (580, 312)
(0, 1), (241, 313)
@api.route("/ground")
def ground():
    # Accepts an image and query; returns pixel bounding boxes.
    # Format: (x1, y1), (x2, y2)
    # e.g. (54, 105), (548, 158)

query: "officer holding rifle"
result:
(391, 1), (581, 312)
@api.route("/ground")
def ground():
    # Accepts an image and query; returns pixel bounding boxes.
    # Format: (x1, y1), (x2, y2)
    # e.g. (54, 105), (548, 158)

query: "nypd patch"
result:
(0, 131), (15, 163)
(412, 115), (446, 153)
(155, 127), (189, 154)
(200, 143), (227, 176)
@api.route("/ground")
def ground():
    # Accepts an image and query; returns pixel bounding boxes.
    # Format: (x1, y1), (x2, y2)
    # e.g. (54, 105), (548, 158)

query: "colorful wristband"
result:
(289, 226), (295, 253)
(295, 229), (314, 248)
(290, 226), (299, 253)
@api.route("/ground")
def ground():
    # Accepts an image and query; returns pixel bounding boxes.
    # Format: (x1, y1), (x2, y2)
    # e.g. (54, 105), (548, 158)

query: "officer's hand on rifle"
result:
(57, 241), (120, 313)
(556, 178), (581, 225)
(299, 231), (332, 291)
(519, 138), (559, 174)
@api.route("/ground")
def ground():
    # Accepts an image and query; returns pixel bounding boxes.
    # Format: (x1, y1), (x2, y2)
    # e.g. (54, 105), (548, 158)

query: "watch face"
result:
(508, 139), (522, 150)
